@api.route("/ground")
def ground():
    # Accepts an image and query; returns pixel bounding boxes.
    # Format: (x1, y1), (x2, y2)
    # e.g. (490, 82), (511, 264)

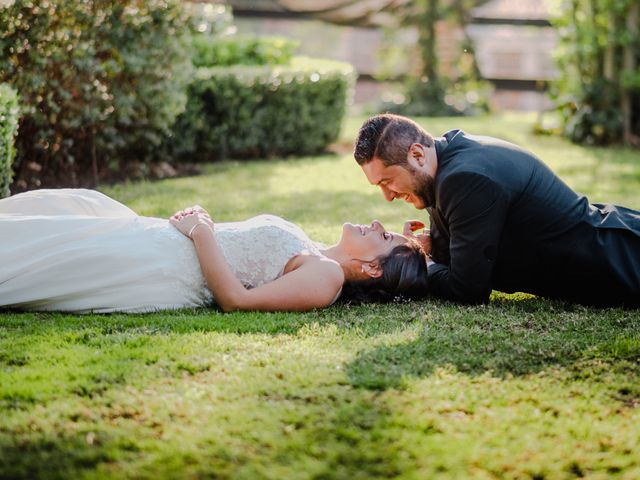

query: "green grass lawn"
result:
(1, 113), (640, 479)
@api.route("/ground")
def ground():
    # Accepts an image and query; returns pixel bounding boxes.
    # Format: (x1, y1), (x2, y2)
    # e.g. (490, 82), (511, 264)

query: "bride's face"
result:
(340, 220), (408, 261)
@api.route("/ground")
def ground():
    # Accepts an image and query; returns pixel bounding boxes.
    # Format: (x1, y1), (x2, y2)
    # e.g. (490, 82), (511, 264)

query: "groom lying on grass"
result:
(354, 113), (640, 308)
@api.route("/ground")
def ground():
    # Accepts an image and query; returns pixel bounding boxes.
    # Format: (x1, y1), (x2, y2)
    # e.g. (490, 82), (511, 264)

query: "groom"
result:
(354, 113), (640, 307)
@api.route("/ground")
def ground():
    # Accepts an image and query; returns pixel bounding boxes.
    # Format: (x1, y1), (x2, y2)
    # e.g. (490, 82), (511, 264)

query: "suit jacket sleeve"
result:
(428, 215), (450, 265)
(427, 172), (509, 303)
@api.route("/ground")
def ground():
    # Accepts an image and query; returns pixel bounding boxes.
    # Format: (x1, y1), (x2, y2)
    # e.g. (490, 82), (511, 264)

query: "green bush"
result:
(171, 57), (356, 160)
(192, 35), (299, 67)
(185, 2), (234, 36)
(551, 0), (640, 145)
(0, 84), (18, 198)
(555, 79), (623, 145)
(0, 0), (191, 190)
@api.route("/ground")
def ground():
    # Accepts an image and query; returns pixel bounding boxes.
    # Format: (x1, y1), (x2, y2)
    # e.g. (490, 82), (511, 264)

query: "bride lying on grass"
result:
(0, 189), (428, 313)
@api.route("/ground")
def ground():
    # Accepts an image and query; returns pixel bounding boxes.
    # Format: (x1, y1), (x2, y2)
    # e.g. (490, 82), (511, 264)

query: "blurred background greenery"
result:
(0, 0), (638, 196)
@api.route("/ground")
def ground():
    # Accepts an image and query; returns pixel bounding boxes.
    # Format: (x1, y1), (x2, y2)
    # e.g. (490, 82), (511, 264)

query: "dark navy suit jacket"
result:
(427, 130), (640, 307)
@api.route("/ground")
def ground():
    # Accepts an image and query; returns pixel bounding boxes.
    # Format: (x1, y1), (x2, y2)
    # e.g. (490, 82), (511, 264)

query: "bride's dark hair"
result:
(338, 238), (429, 304)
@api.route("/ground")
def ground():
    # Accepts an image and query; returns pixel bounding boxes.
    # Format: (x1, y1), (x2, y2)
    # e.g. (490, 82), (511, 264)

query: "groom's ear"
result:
(362, 261), (383, 279)
(407, 143), (427, 167)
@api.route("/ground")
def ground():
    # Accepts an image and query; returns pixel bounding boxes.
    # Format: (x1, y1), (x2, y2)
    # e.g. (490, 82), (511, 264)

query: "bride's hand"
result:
(189, 205), (214, 229)
(175, 205), (214, 227)
(169, 206), (214, 239)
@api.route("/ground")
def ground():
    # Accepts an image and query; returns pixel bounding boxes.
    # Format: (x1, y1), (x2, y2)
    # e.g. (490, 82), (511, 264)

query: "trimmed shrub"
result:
(171, 56), (356, 161)
(0, 84), (19, 198)
(0, 0), (191, 190)
(192, 35), (299, 67)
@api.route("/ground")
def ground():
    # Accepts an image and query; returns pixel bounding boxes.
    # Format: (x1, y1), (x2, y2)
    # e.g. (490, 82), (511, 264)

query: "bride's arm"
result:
(169, 208), (343, 312)
(190, 226), (344, 312)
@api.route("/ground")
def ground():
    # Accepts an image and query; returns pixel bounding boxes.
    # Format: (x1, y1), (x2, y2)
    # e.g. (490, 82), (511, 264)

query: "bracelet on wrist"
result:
(188, 223), (210, 239)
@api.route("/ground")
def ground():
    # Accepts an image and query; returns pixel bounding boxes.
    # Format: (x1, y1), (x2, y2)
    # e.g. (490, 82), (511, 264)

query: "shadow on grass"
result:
(0, 388), (412, 480)
(345, 297), (640, 389)
(2, 298), (640, 478)
(3, 296), (640, 392)
(0, 434), (130, 480)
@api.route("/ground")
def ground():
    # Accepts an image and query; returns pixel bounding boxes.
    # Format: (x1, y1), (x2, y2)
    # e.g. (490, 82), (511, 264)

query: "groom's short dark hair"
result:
(353, 113), (434, 167)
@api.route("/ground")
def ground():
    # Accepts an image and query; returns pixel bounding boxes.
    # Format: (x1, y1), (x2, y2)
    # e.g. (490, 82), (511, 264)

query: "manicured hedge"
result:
(0, 0), (191, 190)
(171, 56), (356, 160)
(0, 84), (19, 198)
(192, 35), (298, 67)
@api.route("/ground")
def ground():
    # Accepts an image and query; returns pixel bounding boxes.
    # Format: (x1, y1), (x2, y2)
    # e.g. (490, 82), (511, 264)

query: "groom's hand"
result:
(403, 220), (431, 255)
(403, 220), (426, 235)
(414, 232), (432, 256)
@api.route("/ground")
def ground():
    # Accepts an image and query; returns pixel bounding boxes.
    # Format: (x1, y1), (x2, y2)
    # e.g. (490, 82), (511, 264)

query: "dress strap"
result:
(329, 287), (343, 305)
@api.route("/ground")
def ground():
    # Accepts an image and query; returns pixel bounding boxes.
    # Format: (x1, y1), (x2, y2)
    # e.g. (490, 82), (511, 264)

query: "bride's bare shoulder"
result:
(284, 252), (343, 283)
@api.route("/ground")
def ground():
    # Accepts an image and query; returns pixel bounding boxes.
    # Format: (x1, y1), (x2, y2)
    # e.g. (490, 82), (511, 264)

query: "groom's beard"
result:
(409, 166), (436, 209)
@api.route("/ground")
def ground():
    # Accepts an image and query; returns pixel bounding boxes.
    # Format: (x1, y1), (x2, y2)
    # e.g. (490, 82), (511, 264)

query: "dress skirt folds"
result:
(0, 189), (212, 313)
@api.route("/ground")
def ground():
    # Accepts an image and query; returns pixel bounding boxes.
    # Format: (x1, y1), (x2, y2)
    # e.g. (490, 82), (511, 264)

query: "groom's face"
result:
(361, 157), (435, 209)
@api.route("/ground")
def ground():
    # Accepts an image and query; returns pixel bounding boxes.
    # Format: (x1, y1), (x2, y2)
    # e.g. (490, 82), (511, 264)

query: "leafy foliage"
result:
(192, 35), (299, 67)
(381, 0), (490, 116)
(0, 83), (18, 198)
(181, 10), (349, 161)
(171, 57), (356, 161)
(0, 0), (192, 191)
(184, 1), (234, 36)
(551, 0), (640, 145)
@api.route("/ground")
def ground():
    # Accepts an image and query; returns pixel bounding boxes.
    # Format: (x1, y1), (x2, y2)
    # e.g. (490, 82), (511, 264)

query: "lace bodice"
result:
(213, 214), (322, 288)
(142, 213), (323, 296)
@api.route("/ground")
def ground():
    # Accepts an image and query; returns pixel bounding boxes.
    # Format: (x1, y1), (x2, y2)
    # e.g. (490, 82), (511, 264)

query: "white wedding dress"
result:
(0, 189), (323, 313)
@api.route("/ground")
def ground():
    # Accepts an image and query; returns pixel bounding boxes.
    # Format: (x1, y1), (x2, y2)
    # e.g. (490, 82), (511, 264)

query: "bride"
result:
(0, 189), (429, 313)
